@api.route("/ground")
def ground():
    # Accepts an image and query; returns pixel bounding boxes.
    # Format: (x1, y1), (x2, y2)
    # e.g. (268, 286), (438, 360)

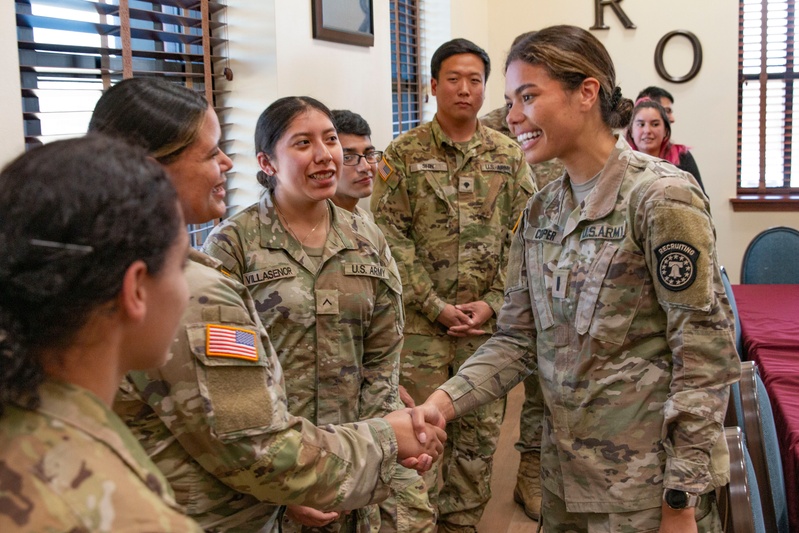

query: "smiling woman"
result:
(202, 97), (435, 532)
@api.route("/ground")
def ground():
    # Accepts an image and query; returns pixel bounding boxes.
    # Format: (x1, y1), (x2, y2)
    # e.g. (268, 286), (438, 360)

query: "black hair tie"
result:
(610, 87), (622, 109)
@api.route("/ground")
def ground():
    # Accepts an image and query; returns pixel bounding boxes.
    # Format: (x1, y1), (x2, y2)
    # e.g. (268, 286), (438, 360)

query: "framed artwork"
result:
(312, 0), (374, 47)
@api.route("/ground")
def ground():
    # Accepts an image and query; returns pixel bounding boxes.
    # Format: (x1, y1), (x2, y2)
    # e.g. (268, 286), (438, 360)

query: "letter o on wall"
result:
(655, 30), (703, 83)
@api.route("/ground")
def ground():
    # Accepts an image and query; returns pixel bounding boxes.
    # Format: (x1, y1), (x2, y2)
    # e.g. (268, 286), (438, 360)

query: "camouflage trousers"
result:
(400, 333), (506, 528)
(539, 485), (722, 533)
(515, 372), (544, 454)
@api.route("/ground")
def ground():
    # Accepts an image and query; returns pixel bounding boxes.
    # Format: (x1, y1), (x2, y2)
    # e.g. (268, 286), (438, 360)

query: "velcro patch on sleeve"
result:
(206, 325), (258, 361)
(378, 156), (394, 182)
(655, 241), (699, 292)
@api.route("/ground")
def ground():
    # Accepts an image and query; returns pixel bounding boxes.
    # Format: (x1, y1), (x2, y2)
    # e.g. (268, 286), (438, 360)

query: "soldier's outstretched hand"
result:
(384, 409), (446, 473)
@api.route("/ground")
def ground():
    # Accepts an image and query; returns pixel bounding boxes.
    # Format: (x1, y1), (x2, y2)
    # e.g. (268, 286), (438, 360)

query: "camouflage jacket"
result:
(203, 194), (404, 425)
(440, 136), (740, 513)
(371, 116), (535, 336)
(480, 105), (564, 190)
(115, 248), (398, 532)
(0, 380), (202, 532)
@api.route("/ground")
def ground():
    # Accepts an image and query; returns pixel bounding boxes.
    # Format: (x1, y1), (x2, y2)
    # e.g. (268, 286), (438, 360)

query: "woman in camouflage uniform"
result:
(203, 97), (435, 533)
(0, 135), (201, 532)
(414, 25), (739, 533)
(91, 80), (442, 532)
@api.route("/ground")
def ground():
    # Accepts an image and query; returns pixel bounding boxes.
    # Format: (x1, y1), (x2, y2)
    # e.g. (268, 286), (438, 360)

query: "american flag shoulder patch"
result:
(378, 157), (394, 182)
(206, 324), (258, 361)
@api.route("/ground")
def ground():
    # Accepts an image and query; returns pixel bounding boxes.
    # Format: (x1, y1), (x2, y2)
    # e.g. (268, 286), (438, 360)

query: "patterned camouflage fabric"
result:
(481, 105), (564, 192)
(0, 380), (203, 532)
(371, 117), (534, 526)
(115, 248), (399, 532)
(203, 195), (434, 533)
(440, 136), (740, 523)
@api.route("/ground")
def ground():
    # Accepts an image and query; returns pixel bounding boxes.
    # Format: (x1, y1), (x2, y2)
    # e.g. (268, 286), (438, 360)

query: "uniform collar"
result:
(577, 135), (631, 222)
(258, 190), (357, 269)
(430, 115), (495, 155)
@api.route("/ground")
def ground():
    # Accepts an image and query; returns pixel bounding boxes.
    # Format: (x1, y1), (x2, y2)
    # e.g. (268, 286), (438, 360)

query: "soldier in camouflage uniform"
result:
(371, 39), (535, 532)
(480, 103), (563, 521)
(203, 96), (435, 533)
(89, 80), (444, 532)
(0, 136), (202, 532)
(414, 26), (740, 533)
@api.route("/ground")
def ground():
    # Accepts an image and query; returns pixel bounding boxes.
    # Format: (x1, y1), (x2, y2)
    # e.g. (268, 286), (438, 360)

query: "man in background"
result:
(637, 85), (675, 124)
(372, 38), (535, 533)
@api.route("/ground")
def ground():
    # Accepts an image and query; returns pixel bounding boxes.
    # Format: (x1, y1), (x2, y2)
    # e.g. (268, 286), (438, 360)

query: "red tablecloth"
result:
(732, 284), (799, 533)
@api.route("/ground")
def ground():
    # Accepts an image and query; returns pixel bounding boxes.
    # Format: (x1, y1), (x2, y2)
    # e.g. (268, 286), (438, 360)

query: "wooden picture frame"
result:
(312, 0), (374, 47)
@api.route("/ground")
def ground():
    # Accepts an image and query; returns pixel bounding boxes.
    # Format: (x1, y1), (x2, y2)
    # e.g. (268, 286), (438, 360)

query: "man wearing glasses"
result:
(330, 109), (381, 218)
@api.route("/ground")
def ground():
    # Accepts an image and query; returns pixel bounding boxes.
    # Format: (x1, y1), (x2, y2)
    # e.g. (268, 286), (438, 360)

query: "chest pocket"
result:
(525, 240), (555, 331)
(575, 242), (647, 345)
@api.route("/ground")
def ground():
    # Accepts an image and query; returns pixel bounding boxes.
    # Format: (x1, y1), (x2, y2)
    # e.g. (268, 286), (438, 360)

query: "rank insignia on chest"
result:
(655, 241), (700, 292)
(206, 325), (258, 361)
(459, 176), (475, 193)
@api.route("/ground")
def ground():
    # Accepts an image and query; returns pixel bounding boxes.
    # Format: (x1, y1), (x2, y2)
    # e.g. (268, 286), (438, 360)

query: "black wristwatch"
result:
(663, 489), (700, 510)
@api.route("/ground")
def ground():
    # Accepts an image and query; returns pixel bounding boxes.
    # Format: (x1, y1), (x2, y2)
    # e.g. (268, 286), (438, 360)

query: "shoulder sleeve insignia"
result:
(206, 324), (258, 361)
(378, 157), (394, 182)
(654, 241), (700, 292)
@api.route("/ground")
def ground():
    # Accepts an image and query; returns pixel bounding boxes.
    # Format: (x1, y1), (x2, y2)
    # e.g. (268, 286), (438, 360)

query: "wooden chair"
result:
(739, 362), (789, 533)
(720, 426), (765, 533)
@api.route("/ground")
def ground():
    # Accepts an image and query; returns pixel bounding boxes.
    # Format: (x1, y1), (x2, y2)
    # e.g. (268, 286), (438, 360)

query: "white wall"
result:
(457, 0), (799, 282)
(0, 0), (24, 166)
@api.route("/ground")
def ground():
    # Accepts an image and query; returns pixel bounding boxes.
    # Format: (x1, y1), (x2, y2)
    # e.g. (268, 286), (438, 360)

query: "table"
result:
(732, 284), (799, 533)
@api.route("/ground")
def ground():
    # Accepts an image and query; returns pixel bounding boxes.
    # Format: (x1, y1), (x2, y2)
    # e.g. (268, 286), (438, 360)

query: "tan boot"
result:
(513, 451), (542, 521)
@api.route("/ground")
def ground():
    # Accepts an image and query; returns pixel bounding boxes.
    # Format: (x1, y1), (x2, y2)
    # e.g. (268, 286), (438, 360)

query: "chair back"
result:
(739, 362), (789, 533)
(741, 226), (799, 284)
(722, 426), (765, 533)
(720, 266), (744, 358)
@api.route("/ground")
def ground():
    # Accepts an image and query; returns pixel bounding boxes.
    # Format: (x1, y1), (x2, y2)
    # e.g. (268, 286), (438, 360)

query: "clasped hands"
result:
(437, 301), (493, 337)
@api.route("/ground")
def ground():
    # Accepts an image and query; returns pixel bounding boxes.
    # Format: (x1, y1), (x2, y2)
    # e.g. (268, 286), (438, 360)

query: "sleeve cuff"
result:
(438, 376), (476, 418)
(421, 294), (447, 323)
(365, 418), (398, 485)
(483, 291), (504, 317)
(663, 455), (712, 493)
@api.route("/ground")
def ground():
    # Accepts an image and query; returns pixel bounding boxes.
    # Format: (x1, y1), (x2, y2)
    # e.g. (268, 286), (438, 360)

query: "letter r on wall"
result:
(591, 0), (636, 30)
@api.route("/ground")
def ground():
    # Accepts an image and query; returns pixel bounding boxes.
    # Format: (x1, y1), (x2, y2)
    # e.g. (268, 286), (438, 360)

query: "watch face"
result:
(665, 490), (688, 509)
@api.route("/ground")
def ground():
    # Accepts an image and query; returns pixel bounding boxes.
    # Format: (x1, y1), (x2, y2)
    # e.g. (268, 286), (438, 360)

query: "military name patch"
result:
(344, 262), (389, 279)
(580, 223), (626, 241)
(378, 157), (394, 181)
(482, 163), (512, 174)
(206, 325), (258, 361)
(244, 265), (296, 286)
(655, 241), (700, 292)
(531, 227), (560, 243)
(409, 161), (448, 172)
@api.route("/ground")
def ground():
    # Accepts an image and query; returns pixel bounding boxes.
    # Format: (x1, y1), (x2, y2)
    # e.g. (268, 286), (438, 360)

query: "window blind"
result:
(738, 0), (799, 192)
(390, 0), (422, 137)
(16, 0), (229, 247)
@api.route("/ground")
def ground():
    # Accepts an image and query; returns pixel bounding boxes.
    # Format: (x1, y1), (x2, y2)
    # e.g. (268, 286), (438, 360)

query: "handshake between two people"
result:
(384, 389), (457, 473)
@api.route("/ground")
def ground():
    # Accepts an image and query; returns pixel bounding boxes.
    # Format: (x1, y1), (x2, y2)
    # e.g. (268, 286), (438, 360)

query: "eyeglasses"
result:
(342, 151), (383, 166)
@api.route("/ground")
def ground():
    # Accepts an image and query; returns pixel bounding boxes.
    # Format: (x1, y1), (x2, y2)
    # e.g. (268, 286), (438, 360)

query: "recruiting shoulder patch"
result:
(655, 241), (700, 292)
(206, 325), (258, 361)
(378, 157), (394, 182)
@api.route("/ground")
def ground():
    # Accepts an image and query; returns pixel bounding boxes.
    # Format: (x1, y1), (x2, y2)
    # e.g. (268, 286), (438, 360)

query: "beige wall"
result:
(0, 0), (795, 281)
(0, 0), (24, 166)
(460, 0), (799, 282)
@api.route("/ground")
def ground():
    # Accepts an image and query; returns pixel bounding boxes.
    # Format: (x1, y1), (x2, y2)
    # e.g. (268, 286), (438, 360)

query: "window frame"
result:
(734, 0), (799, 211)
